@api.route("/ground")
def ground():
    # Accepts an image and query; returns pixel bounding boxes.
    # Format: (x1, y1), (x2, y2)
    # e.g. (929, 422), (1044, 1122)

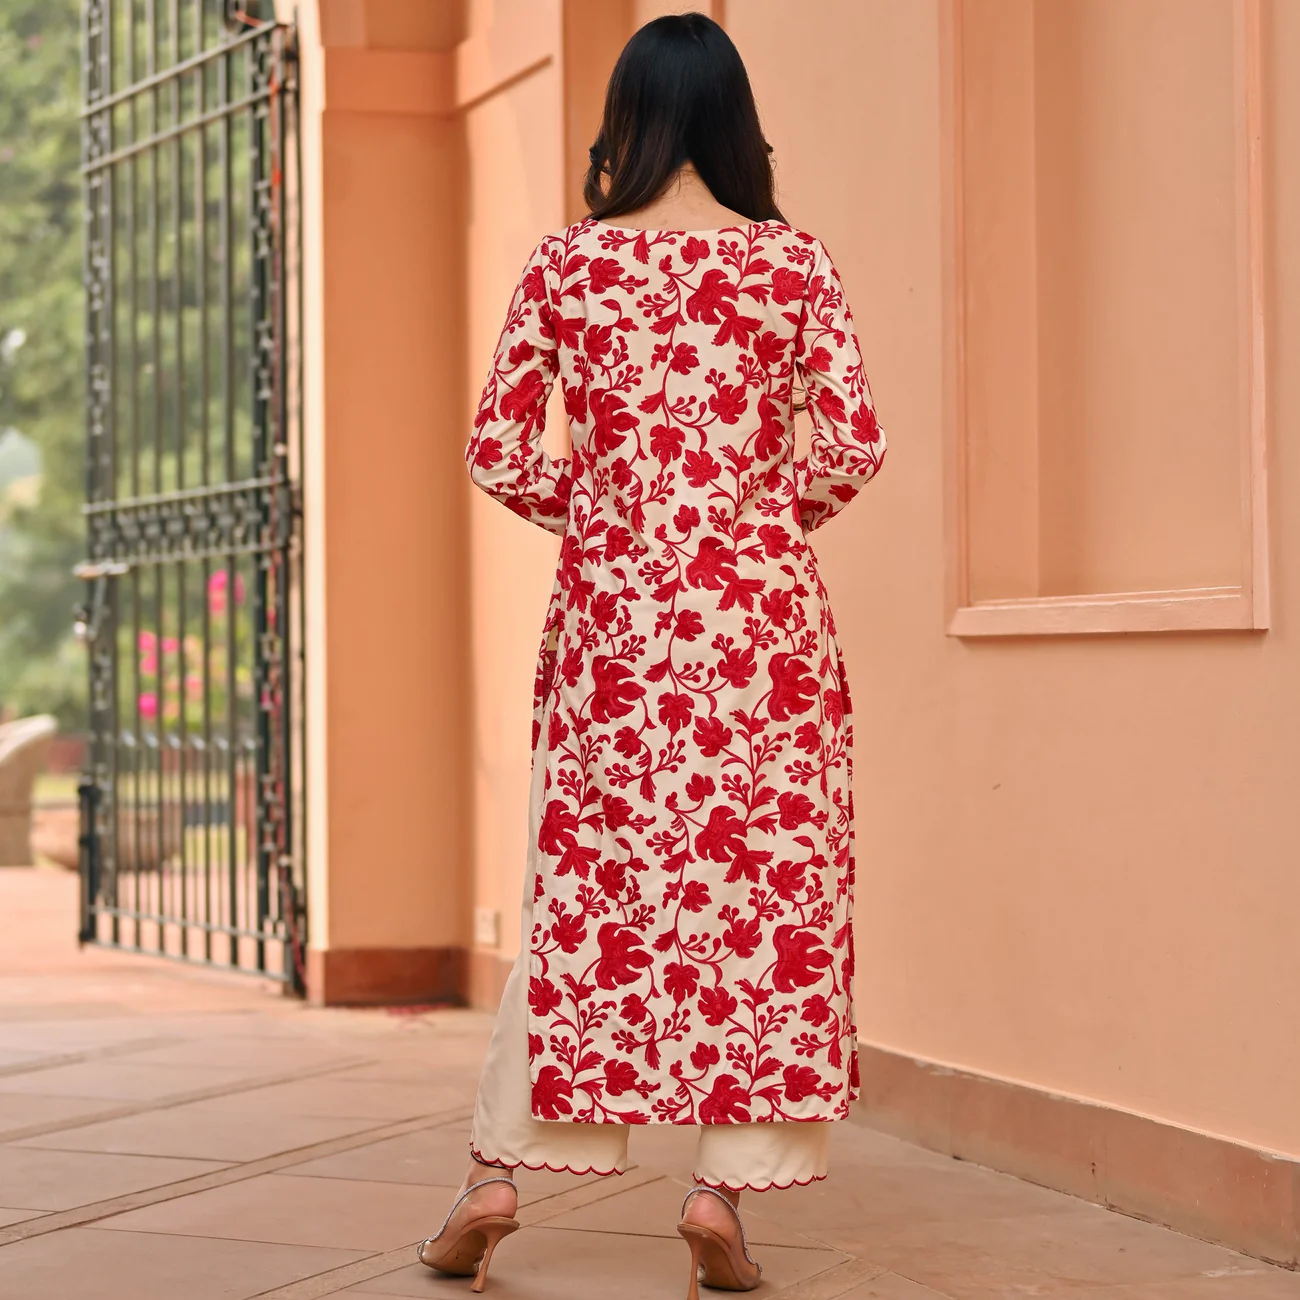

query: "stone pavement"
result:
(2, 866), (1299, 1300)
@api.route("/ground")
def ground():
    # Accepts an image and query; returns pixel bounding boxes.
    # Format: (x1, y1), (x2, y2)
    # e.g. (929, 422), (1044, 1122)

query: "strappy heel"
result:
(417, 1174), (519, 1293)
(677, 1185), (762, 1298)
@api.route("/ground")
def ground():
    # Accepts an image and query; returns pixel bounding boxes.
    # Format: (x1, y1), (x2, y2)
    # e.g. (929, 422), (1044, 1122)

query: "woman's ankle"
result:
(465, 1155), (514, 1189)
(694, 1181), (741, 1208)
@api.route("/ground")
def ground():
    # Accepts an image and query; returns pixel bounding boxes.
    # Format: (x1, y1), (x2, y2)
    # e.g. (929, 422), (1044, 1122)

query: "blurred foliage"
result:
(0, 0), (86, 730)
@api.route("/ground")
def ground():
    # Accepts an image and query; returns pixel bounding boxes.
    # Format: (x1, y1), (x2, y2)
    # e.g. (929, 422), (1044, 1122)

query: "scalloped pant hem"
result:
(469, 1145), (629, 1179)
(691, 1170), (828, 1192)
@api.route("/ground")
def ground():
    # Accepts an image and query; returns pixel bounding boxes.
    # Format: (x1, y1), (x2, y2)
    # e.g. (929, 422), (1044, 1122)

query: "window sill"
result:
(948, 587), (1265, 637)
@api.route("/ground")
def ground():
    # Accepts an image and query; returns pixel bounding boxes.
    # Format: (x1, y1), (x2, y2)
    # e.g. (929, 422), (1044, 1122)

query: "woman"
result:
(419, 12), (885, 1296)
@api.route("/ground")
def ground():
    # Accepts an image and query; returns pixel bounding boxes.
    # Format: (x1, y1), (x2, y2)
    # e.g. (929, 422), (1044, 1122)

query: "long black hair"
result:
(584, 13), (784, 224)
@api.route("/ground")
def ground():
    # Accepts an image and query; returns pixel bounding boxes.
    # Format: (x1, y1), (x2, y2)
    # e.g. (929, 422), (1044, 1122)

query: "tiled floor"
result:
(2, 866), (1299, 1300)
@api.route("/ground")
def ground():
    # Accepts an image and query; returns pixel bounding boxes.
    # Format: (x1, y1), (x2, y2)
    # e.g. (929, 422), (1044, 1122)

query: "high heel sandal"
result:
(677, 1185), (762, 1298)
(417, 1175), (519, 1293)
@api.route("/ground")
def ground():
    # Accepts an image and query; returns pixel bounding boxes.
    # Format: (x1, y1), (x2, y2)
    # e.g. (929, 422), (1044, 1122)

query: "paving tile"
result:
(15, 1103), (383, 1162)
(838, 1274), (953, 1299)
(822, 1204), (1271, 1298)
(0, 1059), (260, 1101)
(0, 1225), (367, 1300)
(328, 1059), (483, 1091)
(768, 1151), (1082, 1249)
(279, 1122), (471, 1188)
(0, 1020), (160, 1054)
(628, 1122), (700, 1180)
(186, 1076), (464, 1120)
(0, 1206), (43, 1227)
(330, 1044), (484, 1070)
(277, 1120), (604, 1205)
(0, 1092), (119, 1136)
(0, 1048), (46, 1070)
(95, 1172), (447, 1252)
(839, 1113), (960, 1169)
(113, 1037), (360, 1073)
(538, 1173), (833, 1249)
(342, 1224), (848, 1298)
(0, 1147), (226, 1211)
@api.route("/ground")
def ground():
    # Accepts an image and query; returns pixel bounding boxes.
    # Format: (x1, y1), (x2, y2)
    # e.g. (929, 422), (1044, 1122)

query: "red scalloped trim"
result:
(689, 1171), (827, 1192)
(470, 1144), (627, 1179)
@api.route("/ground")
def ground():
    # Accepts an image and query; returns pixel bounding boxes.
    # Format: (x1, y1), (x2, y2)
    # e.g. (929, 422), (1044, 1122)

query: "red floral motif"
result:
(772, 925), (835, 993)
(603, 1058), (640, 1095)
(594, 922), (656, 989)
(533, 1064), (575, 1119)
(767, 652), (819, 721)
(698, 984), (740, 1026)
(529, 976), (564, 1016)
(695, 805), (748, 863)
(590, 655), (646, 724)
(466, 218), (885, 1124)
(699, 1074), (753, 1123)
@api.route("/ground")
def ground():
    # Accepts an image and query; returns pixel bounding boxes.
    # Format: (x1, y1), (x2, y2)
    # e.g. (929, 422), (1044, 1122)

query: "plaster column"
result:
(295, 0), (472, 1003)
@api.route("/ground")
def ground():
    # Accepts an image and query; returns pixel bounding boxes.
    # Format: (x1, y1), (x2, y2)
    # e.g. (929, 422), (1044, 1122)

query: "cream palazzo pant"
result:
(468, 703), (833, 1192)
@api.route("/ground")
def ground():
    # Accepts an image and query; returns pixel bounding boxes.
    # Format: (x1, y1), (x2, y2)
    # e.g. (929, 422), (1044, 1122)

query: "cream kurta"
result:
(467, 217), (885, 1124)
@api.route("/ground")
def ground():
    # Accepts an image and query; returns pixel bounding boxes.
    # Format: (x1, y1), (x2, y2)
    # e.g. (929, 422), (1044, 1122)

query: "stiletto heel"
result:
(470, 1219), (516, 1293)
(677, 1185), (762, 1294)
(679, 1223), (706, 1300)
(417, 1175), (519, 1291)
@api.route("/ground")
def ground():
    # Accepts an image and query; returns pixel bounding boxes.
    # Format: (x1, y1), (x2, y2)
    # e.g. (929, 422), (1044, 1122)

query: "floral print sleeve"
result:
(466, 238), (572, 534)
(792, 239), (886, 532)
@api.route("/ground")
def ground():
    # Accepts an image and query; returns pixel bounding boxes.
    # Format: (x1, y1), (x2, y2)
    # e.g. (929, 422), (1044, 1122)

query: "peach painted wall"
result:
(728, 0), (1300, 1158)
(462, 0), (567, 962)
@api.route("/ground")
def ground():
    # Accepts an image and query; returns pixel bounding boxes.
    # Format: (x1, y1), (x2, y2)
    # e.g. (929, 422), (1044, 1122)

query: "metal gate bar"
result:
(79, 0), (304, 988)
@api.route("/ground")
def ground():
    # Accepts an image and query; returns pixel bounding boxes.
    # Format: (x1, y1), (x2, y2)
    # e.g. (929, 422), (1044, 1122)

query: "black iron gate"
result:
(77, 1), (305, 988)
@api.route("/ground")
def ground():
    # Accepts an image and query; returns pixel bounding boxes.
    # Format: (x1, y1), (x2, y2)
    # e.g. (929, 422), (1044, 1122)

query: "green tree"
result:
(0, 0), (86, 728)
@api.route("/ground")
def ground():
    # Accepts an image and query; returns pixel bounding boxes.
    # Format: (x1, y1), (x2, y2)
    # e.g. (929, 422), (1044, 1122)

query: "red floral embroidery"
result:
(466, 218), (886, 1124)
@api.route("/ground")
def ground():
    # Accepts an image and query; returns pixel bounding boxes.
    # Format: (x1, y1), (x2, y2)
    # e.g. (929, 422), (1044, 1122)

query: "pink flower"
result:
(208, 570), (246, 616)
(138, 692), (158, 719)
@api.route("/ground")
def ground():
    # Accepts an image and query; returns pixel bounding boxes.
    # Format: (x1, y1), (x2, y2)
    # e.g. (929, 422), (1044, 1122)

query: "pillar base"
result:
(306, 945), (466, 1007)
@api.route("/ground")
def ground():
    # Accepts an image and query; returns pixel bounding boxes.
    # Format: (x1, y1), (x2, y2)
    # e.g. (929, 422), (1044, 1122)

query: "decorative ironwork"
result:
(78, 0), (304, 988)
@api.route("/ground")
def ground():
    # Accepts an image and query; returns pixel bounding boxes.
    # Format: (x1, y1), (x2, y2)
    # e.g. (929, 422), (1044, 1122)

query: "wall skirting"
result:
(855, 1042), (1300, 1268)
(306, 945), (467, 1007)
(305, 945), (515, 1009)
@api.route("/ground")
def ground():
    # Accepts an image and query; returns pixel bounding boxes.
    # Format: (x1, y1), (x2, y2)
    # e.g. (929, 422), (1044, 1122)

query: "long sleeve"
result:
(466, 238), (572, 534)
(792, 239), (886, 532)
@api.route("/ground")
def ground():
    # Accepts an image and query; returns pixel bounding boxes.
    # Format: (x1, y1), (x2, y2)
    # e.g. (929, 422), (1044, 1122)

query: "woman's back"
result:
(469, 215), (884, 547)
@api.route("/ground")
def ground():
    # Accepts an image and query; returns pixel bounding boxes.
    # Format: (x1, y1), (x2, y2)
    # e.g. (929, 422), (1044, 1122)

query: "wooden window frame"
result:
(940, 0), (1269, 638)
